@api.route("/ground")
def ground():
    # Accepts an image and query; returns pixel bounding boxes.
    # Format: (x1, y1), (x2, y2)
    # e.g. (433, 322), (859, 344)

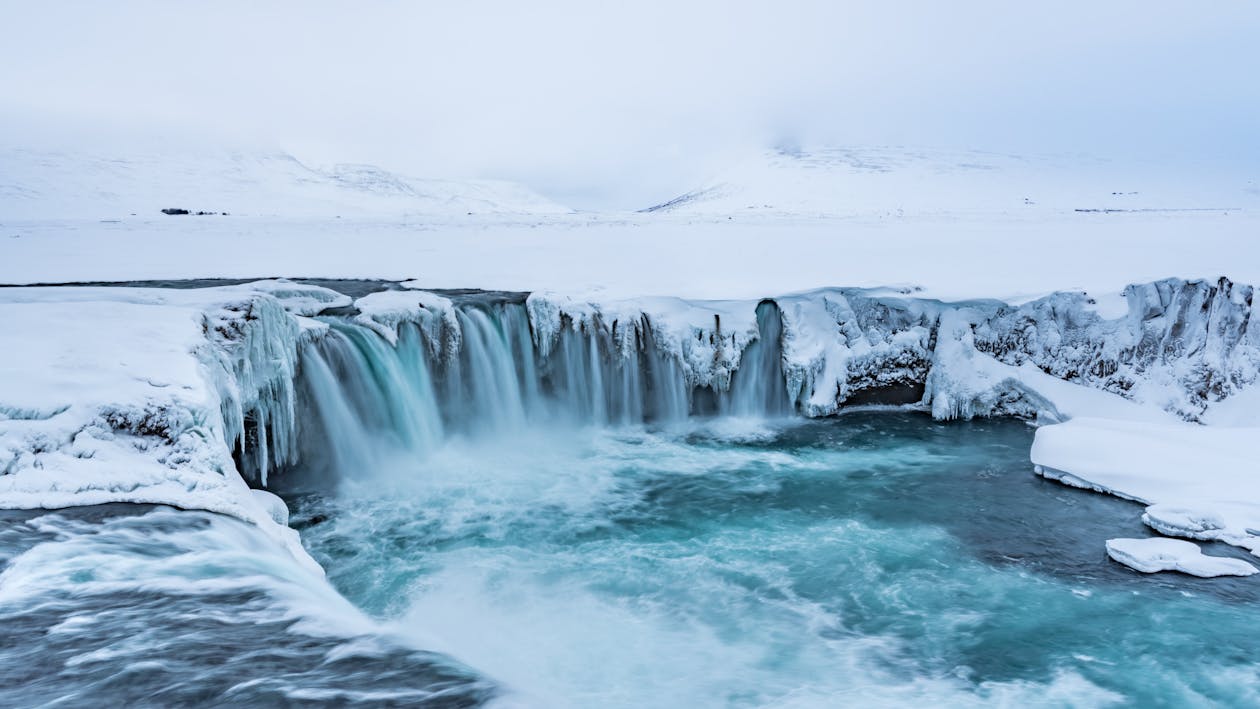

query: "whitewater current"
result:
(5, 293), (1260, 707)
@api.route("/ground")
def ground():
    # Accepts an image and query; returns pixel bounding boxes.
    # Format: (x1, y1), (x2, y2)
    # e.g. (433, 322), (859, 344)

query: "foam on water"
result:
(0, 505), (493, 706)
(284, 414), (1260, 708)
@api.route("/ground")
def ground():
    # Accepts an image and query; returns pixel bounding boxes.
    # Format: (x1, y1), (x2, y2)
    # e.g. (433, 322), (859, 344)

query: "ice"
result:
(1105, 537), (1257, 578)
(0, 281), (344, 573)
(1033, 418), (1260, 553)
(530, 292), (758, 393)
(250, 488), (290, 526)
(354, 289), (458, 349)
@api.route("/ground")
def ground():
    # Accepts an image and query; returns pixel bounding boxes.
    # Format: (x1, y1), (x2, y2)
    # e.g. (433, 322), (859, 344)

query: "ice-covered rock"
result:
(974, 278), (1260, 421)
(335, 278), (1260, 426)
(1105, 537), (1257, 578)
(355, 288), (459, 352)
(0, 282), (343, 573)
(525, 291), (759, 394)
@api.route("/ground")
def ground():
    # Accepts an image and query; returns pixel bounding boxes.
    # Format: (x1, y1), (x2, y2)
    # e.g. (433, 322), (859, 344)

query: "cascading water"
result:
(725, 300), (794, 417)
(288, 296), (793, 479)
(295, 320), (446, 478)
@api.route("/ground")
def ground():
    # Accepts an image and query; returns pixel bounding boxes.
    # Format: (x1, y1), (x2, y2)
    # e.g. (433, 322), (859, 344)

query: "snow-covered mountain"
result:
(642, 146), (1258, 219)
(0, 147), (573, 219)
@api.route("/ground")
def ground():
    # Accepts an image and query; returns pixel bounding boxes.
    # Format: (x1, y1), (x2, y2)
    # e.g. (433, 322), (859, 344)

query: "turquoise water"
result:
(284, 412), (1260, 708)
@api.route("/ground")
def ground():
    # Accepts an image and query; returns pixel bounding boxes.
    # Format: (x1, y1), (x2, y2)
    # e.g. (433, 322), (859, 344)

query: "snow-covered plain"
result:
(2, 144), (1258, 575)
(0, 146), (571, 220)
(2, 146), (1258, 303)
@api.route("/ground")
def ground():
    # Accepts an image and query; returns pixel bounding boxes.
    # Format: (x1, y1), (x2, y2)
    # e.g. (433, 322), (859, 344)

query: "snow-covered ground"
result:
(642, 146), (1258, 220)
(0, 146), (571, 220)
(2, 145), (1258, 302)
(2, 143), (1258, 577)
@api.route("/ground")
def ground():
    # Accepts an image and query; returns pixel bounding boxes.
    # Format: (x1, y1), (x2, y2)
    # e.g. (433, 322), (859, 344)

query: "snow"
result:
(1033, 418), (1260, 554)
(1104, 537), (1257, 578)
(0, 147), (572, 219)
(922, 308), (1177, 423)
(641, 147), (1258, 221)
(1201, 385), (1260, 427)
(4, 213), (1257, 305)
(354, 288), (458, 348)
(2, 146), (1258, 305)
(0, 281), (344, 574)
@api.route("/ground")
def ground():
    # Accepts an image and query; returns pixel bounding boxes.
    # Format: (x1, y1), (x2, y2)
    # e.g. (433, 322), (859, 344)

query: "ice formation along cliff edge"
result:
(1, 276), (1257, 569)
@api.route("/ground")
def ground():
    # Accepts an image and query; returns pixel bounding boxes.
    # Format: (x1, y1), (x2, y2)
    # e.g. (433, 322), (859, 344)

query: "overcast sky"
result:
(3, 1), (1258, 208)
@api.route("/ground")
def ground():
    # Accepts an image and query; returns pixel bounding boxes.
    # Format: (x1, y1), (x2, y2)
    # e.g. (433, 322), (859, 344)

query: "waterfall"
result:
(726, 301), (794, 417)
(286, 299), (792, 480)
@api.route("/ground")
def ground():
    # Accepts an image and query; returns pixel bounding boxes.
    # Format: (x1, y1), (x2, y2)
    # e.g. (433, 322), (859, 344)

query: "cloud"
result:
(3, 0), (1257, 208)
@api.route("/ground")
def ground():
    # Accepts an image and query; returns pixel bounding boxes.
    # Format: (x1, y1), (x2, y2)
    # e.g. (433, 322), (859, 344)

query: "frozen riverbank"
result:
(2, 274), (1258, 575)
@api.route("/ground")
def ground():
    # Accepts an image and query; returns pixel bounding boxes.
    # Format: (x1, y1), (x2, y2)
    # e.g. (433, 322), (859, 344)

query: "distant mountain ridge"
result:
(0, 147), (573, 219)
(642, 146), (1256, 218)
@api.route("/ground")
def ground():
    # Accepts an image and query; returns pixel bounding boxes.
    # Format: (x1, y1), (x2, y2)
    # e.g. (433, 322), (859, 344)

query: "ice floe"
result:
(1105, 537), (1257, 578)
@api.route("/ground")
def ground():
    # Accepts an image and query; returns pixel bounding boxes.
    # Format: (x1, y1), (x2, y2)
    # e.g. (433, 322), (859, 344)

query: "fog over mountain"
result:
(3, 1), (1257, 208)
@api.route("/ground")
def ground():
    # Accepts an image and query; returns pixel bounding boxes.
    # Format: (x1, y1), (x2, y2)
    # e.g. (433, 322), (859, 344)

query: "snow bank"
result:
(1105, 537), (1257, 578)
(1032, 418), (1260, 554)
(0, 281), (346, 573)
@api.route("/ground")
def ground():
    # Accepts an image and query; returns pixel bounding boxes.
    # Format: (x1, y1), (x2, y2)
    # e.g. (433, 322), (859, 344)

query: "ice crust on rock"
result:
(0, 281), (344, 573)
(354, 288), (459, 352)
(1105, 537), (1257, 578)
(519, 278), (1256, 424)
(973, 278), (1260, 421)
(525, 291), (759, 394)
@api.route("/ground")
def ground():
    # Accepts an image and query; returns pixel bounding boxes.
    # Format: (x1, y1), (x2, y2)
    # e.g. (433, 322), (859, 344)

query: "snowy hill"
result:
(642, 146), (1258, 219)
(0, 147), (573, 219)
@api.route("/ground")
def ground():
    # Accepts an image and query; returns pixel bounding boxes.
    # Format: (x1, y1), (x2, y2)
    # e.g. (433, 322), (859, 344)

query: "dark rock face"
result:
(161, 208), (190, 215)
